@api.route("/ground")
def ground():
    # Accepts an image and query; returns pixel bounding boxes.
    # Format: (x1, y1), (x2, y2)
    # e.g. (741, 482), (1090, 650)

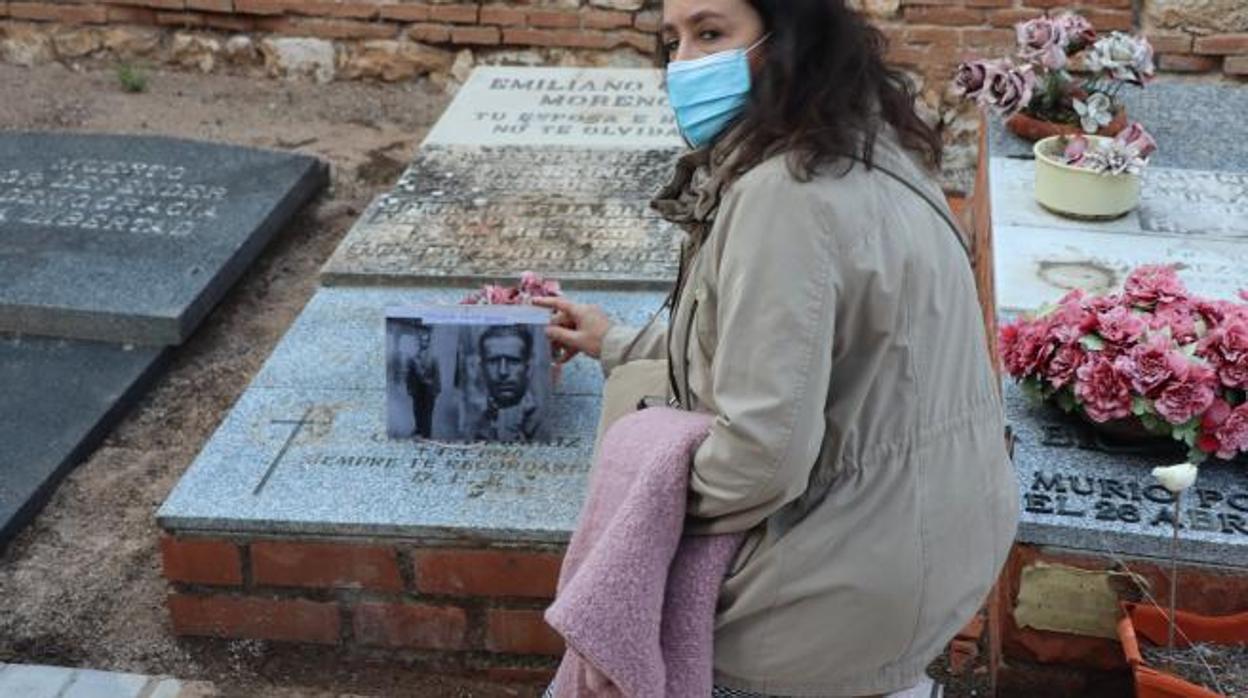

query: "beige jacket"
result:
(599, 133), (1019, 696)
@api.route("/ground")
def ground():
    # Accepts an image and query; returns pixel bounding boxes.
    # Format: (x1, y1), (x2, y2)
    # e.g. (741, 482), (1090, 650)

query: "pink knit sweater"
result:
(545, 408), (744, 697)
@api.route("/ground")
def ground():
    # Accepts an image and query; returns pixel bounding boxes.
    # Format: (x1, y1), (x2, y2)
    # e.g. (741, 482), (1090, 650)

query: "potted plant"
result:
(1115, 464), (1248, 697)
(953, 11), (1155, 141)
(999, 265), (1248, 462)
(1031, 122), (1157, 219)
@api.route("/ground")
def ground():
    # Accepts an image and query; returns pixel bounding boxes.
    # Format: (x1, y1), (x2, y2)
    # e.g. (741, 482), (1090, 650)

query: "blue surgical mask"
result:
(665, 35), (767, 149)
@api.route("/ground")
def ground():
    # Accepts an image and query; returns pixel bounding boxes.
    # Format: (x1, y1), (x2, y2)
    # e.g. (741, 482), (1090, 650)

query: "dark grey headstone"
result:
(1005, 380), (1248, 569)
(0, 132), (328, 344)
(989, 80), (1248, 174)
(0, 334), (167, 549)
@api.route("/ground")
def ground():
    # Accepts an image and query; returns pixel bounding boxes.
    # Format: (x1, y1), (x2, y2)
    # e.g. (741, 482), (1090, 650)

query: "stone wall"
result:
(3, 0), (1246, 86)
(2, 0), (1244, 187)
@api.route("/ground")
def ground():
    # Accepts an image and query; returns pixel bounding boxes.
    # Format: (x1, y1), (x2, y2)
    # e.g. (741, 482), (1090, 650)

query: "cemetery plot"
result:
(0, 132), (328, 345)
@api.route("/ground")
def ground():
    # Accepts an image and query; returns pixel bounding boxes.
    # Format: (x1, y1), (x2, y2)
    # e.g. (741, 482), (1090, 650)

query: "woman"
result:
(537, 0), (1019, 694)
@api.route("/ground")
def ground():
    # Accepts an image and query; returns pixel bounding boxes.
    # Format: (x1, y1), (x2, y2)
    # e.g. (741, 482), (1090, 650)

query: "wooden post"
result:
(968, 110), (1008, 698)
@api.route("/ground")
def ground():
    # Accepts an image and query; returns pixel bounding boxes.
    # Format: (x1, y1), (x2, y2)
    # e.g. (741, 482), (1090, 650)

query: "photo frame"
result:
(385, 305), (552, 443)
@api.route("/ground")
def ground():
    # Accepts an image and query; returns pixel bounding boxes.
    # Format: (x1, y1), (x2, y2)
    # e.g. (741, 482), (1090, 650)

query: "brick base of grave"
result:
(160, 533), (565, 683)
(990, 542), (1248, 696)
(161, 529), (996, 686)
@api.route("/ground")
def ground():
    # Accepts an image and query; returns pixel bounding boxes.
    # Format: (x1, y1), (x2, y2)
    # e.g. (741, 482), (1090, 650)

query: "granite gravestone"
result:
(0, 336), (167, 544)
(990, 85), (1248, 569)
(0, 132), (329, 345)
(157, 286), (667, 541)
(162, 66), (688, 542)
(1, 133), (328, 549)
(1006, 381), (1248, 568)
(322, 67), (685, 289)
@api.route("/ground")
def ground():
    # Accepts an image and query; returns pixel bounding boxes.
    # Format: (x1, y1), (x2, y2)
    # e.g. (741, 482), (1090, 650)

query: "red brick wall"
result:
(998, 544), (1248, 684)
(160, 533), (564, 681)
(3, 0), (1246, 81)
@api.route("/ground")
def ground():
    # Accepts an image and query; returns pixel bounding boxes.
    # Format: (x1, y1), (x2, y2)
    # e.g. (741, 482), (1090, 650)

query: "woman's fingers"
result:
(546, 325), (583, 364)
(533, 296), (575, 315)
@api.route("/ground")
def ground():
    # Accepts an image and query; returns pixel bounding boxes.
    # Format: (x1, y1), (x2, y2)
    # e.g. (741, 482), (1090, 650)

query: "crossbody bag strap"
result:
(848, 155), (973, 263)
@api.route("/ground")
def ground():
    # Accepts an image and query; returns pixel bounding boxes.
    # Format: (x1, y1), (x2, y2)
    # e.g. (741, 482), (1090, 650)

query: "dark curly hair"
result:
(662, 0), (942, 181)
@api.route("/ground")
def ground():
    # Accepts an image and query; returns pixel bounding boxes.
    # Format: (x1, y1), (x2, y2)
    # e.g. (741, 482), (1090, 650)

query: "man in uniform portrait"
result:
(404, 323), (441, 438)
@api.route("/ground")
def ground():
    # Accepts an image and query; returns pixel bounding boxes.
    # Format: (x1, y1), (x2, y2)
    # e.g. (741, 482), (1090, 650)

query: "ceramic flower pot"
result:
(1033, 135), (1141, 220)
(1118, 602), (1248, 698)
(1007, 107), (1129, 142)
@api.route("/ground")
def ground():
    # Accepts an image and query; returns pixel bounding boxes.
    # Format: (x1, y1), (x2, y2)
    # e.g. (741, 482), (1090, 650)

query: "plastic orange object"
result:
(1117, 602), (1248, 698)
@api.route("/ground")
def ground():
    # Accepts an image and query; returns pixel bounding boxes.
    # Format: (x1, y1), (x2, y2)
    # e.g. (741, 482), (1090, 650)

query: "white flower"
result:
(1088, 32), (1155, 85)
(1152, 462), (1199, 493)
(1073, 92), (1114, 134)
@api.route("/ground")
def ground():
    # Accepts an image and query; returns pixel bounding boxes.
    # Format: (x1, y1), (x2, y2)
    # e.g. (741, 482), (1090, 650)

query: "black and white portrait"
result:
(385, 305), (552, 443)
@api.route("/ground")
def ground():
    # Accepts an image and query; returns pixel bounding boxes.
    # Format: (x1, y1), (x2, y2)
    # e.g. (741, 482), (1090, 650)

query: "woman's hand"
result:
(533, 296), (611, 364)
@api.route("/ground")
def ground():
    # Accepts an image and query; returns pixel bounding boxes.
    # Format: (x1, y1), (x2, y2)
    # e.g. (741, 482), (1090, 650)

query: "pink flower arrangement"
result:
(1001, 265), (1248, 462)
(954, 11), (1154, 129)
(460, 271), (562, 306)
(1057, 123), (1158, 176)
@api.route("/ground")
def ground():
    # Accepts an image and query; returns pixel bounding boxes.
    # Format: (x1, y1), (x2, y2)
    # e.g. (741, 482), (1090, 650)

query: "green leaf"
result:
(1131, 396), (1154, 417)
(1056, 391), (1077, 413)
(1171, 418), (1200, 446)
(1182, 343), (1198, 358)
(1139, 413), (1166, 433)
(1186, 446), (1209, 464)
(1079, 334), (1107, 351)
(1020, 378), (1045, 403)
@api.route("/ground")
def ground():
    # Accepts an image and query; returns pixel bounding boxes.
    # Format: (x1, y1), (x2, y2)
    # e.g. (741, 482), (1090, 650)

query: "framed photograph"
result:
(385, 305), (552, 443)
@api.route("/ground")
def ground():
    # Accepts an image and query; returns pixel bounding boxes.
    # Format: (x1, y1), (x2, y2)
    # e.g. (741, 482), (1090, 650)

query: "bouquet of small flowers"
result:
(460, 271), (562, 305)
(1000, 265), (1248, 462)
(954, 11), (1155, 131)
(1052, 122), (1158, 176)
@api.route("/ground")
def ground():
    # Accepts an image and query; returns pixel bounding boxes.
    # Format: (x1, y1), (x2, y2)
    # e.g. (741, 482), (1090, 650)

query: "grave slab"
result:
(1005, 380), (1248, 569)
(994, 223), (1248, 313)
(423, 67), (682, 149)
(990, 158), (1248, 240)
(158, 286), (668, 542)
(0, 132), (328, 344)
(321, 66), (686, 289)
(0, 334), (167, 549)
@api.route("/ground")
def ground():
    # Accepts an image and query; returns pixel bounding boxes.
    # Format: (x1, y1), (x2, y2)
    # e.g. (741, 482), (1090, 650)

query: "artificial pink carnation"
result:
(1075, 354), (1133, 422)
(1198, 319), (1248, 388)
(462, 272), (562, 305)
(1153, 361), (1217, 425)
(1121, 334), (1188, 397)
(518, 271), (562, 299)
(1063, 135), (1090, 166)
(1001, 317), (1055, 377)
(1046, 342), (1086, 389)
(1086, 292), (1123, 315)
(1094, 305), (1147, 346)
(1124, 264), (1187, 307)
(1148, 302), (1200, 345)
(1212, 404), (1248, 460)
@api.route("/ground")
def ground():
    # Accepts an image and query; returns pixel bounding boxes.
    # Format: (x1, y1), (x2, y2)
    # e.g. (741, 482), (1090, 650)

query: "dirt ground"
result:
(0, 61), (996, 698)
(0, 61), (538, 697)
